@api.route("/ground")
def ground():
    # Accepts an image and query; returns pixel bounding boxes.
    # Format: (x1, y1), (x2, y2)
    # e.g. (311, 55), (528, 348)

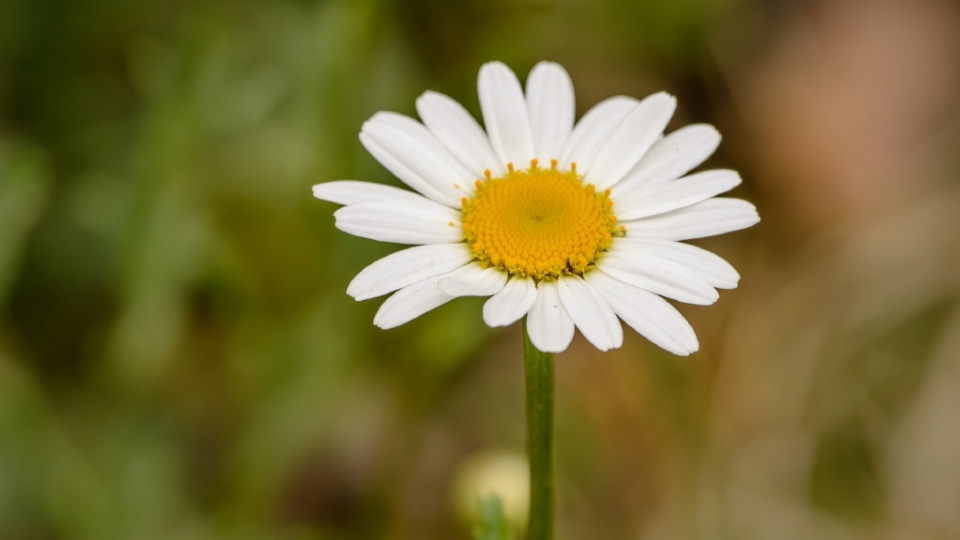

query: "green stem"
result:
(523, 318), (555, 540)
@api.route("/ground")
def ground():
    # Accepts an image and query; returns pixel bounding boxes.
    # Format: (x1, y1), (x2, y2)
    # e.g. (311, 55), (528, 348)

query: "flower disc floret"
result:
(461, 159), (624, 281)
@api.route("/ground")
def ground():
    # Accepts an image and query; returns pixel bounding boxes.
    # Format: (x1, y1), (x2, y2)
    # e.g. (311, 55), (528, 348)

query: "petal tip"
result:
(481, 311), (507, 328)
(312, 183), (332, 200)
(704, 124), (722, 140)
(529, 338), (568, 354)
(481, 60), (509, 71)
(415, 90), (443, 111)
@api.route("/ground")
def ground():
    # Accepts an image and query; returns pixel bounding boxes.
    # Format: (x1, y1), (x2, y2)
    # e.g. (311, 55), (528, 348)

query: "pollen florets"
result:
(461, 159), (624, 281)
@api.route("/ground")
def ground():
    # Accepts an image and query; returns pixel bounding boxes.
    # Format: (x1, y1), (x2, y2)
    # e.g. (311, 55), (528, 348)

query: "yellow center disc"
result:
(461, 160), (624, 281)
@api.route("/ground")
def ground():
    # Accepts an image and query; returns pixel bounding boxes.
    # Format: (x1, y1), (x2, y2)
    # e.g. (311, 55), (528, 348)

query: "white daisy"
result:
(313, 61), (759, 355)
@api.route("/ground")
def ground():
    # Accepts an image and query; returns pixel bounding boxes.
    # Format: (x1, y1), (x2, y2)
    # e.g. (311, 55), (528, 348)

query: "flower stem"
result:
(522, 318), (554, 540)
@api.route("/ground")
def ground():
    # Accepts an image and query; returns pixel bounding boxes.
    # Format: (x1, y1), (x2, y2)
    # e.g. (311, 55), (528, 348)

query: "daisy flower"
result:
(313, 61), (759, 354)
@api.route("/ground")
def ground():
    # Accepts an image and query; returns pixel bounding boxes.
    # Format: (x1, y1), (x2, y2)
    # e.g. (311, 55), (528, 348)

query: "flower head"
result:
(313, 61), (759, 354)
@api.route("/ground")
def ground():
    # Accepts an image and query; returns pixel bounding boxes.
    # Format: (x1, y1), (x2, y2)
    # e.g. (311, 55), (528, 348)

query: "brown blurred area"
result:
(698, 0), (960, 538)
(2, 0), (960, 538)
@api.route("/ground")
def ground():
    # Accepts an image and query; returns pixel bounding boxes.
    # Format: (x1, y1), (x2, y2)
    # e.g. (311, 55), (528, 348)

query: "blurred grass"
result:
(2, 0), (960, 539)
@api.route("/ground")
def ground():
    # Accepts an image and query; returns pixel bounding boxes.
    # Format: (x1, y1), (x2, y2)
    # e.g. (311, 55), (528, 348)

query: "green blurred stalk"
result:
(522, 319), (554, 540)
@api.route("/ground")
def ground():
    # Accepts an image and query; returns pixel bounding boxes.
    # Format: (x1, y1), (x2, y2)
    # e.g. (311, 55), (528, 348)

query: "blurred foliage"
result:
(473, 496), (511, 540)
(2, 0), (960, 539)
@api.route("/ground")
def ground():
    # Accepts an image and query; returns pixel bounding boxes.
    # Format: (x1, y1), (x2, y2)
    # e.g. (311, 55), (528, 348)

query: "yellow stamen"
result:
(461, 159), (622, 281)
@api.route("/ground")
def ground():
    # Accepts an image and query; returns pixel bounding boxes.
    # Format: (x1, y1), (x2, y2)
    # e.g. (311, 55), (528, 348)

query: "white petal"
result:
(416, 91), (505, 178)
(611, 238), (740, 289)
(347, 243), (473, 300)
(478, 62), (535, 169)
(373, 274), (453, 329)
(525, 281), (575, 353)
(585, 271), (699, 356)
(438, 263), (507, 297)
(556, 276), (623, 351)
(613, 124), (721, 195)
(525, 61), (575, 164)
(483, 276), (538, 327)
(615, 169), (742, 221)
(312, 180), (426, 206)
(361, 112), (477, 207)
(599, 253), (719, 305)
(559, 96), (638, 171)
(587, 92), (677, 190)
(334, 201), (462, 245)
(622, 198), (760, 241)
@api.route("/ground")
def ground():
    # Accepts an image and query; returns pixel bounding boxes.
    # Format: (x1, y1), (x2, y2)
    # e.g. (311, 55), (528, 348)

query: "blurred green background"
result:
(2, 0), (960, 538)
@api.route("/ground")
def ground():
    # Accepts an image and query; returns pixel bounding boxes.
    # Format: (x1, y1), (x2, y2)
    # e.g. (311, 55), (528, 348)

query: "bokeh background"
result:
(2, 0), (960, 538)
